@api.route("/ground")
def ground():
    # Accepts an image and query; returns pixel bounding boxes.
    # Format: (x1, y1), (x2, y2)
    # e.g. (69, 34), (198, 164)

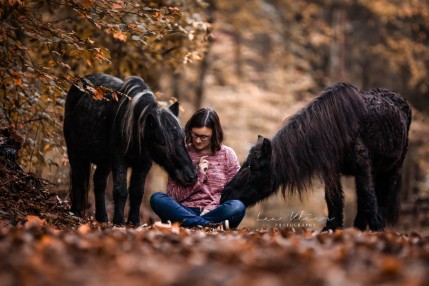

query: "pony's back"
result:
(365, 88), (411, 129)
(85, 73), (123, 89)
(65, 73), (123, 117)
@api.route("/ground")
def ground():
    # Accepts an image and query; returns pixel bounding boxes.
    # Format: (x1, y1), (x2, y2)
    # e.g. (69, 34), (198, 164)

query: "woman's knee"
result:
(223, 200), (246, 228)
(150, 192), (168, 208)
(224, 199), (246, 216)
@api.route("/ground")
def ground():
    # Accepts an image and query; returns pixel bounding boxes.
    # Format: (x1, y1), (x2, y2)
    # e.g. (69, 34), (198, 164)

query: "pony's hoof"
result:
(113, 216), (125, 226)
(95, 213), (109, 223)
(368, 218), (385, 232)
(70, 207), (83, 217)
(369, 226), (385, 232)
(353, 219), (367, 231)
(127, 220), (141, 227)
(127, 215), (141, 227)
(321, 227), (333, 233)
(321, 224), (342, 232)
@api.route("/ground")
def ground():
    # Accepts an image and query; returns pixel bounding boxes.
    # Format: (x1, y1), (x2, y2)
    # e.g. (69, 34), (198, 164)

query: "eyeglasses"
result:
(191, 133), (211, 141)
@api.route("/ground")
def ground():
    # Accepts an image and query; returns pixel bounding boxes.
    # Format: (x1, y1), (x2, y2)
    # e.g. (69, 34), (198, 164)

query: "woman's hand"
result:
(199, 156), (209, 174)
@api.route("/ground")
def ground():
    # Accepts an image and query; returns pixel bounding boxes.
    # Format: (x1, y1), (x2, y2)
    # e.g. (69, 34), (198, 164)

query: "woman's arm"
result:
(167, 170), (208, 203)
(226, 148), (241, 182)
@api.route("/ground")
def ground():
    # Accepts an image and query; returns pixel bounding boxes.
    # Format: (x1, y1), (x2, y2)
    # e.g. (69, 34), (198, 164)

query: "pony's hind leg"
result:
(375, 169), (402, 226)
(93, 165), (111, 223)
(69, 159), (91, 217)
(322, 176), (344, 231)
(127, 163), (152, 226)
(353, 146), (385, 231)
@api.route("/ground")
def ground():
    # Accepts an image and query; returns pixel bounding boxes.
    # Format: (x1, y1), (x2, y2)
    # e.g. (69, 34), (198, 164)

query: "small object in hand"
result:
(199, 156), (209, 174)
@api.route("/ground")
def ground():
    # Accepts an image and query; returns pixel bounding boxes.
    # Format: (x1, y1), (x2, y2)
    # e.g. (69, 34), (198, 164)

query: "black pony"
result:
(64, 73), (197, 226)
(221, 83), (411, 231)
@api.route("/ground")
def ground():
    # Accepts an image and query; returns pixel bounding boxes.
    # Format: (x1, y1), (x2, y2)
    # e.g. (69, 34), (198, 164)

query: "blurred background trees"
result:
(1, 0), (428, 230)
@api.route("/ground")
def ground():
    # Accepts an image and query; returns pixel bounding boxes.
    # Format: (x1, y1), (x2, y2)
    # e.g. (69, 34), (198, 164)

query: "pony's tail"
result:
(69, 162), (91, 217)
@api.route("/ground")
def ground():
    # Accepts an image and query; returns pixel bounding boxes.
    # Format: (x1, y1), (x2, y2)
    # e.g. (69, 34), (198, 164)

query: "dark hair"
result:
(185, 108), (224, 154)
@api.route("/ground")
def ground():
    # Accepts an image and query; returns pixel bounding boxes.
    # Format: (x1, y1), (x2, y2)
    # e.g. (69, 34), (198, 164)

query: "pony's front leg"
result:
(112, 163), (128, 226)
(93, 165), (111, 223)
(322, 177), (344, 232)
(127, 162), (152, 226)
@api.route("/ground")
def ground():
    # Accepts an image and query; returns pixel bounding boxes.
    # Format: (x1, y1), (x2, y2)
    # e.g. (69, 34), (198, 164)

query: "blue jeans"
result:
(150, 192), (246, 228)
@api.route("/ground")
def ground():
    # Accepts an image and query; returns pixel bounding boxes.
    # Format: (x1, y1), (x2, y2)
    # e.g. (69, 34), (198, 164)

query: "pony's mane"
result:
(118, 76), (157, 153)
(118, 76), (181, 154)
(270, 82), (366, 196)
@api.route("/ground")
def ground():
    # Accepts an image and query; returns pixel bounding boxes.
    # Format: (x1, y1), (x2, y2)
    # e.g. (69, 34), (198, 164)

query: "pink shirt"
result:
(167, 144), (240, 211)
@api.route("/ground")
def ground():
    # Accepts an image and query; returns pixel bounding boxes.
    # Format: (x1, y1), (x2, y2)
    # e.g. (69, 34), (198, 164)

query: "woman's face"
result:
(191, 127), (212, 153)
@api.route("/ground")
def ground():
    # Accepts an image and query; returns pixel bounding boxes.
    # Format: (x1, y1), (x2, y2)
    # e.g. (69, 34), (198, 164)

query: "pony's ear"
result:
(257, 135), (264, 143)
(260, 137), (272, 156)
(169, 102), (180, 117)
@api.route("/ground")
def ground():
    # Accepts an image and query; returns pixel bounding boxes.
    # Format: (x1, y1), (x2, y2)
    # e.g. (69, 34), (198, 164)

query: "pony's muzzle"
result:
(181, 168), (198, 185)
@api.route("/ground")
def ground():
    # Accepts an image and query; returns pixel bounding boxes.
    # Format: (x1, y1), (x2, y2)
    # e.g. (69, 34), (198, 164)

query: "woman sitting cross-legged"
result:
(150, 108), (245, 229)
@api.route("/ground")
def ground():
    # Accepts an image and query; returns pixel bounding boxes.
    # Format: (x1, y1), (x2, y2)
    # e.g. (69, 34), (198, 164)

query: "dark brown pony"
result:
(221, 83), (411, 231)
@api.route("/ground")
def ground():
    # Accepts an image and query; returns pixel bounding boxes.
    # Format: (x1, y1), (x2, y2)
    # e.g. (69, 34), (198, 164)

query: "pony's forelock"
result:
(158, 108), (183, 153)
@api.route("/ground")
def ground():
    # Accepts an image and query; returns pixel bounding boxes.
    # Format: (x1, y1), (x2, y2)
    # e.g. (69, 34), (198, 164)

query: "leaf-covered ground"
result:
(1, 223), (429, 286)
(1, 160), (429, 286)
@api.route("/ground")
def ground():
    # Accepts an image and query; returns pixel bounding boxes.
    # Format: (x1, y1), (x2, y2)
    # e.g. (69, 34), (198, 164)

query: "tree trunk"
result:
(234, 32), (243, 80)
(194, 49), (211, 109)
(172, 72), (181, 101)
(194, 0), (216, 110)
(329, 3), (346, 82)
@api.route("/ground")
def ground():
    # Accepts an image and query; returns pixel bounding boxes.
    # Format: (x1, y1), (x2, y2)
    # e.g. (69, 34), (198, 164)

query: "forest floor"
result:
(1, 160), (429, 286)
